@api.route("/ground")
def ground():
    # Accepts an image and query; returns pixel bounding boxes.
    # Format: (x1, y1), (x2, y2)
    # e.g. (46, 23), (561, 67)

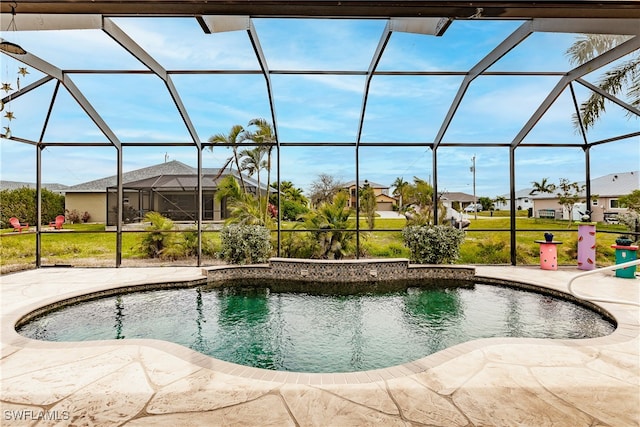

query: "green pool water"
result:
(17, 282), (614, 373)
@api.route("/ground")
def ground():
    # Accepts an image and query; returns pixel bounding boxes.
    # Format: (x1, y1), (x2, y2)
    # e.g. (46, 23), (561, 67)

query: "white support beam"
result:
(0, 14), (102, 31)
(200, 15), (250, 33)
(390, 17), (451, 36)
(533, 18), (640, 36)
(511, 35), (640, 147)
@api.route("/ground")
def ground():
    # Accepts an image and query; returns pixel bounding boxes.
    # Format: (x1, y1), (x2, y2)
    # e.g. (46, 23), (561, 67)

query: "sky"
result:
(0, 16), (638, 198)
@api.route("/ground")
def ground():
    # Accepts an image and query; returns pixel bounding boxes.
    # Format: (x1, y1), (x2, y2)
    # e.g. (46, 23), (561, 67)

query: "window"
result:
(592, 198), (598, 206)
(610, 199), (620, 209)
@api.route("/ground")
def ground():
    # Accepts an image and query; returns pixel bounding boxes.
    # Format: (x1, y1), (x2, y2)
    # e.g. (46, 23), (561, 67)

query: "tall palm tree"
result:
(391, 177), (409, 209)
(248, 118), (276, 221)
(240, 146), (267, 219)
(566, 34), (639, 130)
(208, 124), (247, 190)
(529, 178), (556, 195)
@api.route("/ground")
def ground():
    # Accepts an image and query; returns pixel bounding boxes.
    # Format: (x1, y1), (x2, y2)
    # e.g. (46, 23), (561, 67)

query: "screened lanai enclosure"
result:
(1, 1), (639, 267)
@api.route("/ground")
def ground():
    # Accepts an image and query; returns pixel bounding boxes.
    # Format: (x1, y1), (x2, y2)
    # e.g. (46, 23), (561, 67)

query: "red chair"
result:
(9, 217), (29, 232)
(49, 215), (65, 230)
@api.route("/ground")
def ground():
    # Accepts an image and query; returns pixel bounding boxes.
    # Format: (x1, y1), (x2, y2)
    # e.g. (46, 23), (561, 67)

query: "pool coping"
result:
(2, 262), (638, 386)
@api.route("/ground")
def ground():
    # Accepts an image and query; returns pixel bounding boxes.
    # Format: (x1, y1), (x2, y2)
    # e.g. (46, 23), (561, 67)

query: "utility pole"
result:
(471, 155), (477, 220)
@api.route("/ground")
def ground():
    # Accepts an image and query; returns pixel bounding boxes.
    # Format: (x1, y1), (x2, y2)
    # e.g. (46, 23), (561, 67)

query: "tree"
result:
(403, 177), (439, 225)
(359, 182), (377, 230)
(239, 146), (267, 220)
(556, 178), (585, 227)
(494, 195), (507, 209)
(0, 187), (64, 227)
(391, 177), (410, 209)
(248, 118), (276, 221)
(529, 178), (556, 195)
(271, 181), (309, 221)
(308, 174), (344, 207)
(215, 175), (269, 226)
(618, 189), (640, 214)
(566, 34), (639, 130)
(478, 196), (494, 211)
(208, 124), (247, 190)
(299, 191), (354, 259)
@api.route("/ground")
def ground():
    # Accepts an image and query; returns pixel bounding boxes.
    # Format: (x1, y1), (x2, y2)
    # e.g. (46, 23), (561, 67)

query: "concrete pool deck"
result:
(1, 266), (638, 426)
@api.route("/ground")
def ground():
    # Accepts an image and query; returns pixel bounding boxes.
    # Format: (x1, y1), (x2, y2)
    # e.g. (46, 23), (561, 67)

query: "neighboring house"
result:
(531, 171), (639, 222)
(343, 180), (398, 211)
(64, 160), (270, 225)
(439, 192), (477, 212)
(0, 180), (68, 195)
(494, 188), (534, 212)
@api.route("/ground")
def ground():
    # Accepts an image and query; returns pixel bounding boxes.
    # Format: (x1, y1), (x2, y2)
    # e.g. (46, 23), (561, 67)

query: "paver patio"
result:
(1, 265), (638, 426)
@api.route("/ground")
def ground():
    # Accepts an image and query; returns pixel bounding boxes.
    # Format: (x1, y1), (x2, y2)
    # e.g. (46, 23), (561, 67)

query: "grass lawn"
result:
(1, 217), (631, 273)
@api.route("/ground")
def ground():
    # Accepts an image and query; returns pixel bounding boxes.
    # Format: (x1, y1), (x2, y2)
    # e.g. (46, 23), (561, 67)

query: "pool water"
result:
(17, 282), (614, 373)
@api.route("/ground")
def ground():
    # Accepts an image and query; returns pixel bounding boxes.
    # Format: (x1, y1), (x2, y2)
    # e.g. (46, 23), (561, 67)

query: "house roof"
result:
(65, 160), (264, 192)
(531, 171), (639, 199)
(0, 180), (69, 194)
(590, 171), (639, 197)
(343, 180), (388, 189)
(376, 193), (397, 203)
(497, 188), (535, 199)
(439, 192), (476, 203)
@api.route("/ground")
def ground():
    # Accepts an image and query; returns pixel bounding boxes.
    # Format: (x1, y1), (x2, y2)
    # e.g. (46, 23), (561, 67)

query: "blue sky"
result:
(1, 17), (638, 198)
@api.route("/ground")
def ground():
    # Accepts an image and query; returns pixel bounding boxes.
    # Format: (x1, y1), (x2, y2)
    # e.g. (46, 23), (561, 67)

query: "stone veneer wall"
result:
(203, 258), (475, 285)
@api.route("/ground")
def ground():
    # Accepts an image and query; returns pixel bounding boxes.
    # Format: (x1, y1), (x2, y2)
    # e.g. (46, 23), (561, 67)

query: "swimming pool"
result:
(17, 280), (614, 373)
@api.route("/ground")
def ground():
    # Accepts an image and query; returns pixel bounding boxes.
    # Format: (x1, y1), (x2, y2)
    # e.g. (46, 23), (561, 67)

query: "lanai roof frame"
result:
(1, 1), (638, 267)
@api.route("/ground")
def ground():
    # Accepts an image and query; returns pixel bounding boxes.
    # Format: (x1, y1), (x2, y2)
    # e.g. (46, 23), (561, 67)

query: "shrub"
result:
(280, 231), (316, 259)
(218, 224), (273, 264)
(402, 225), (465, 264)
(279, 199), (309, 221)
(139, 212), (177, 259)
(182, 228), (218, 257)
(618, 211), (639, 242)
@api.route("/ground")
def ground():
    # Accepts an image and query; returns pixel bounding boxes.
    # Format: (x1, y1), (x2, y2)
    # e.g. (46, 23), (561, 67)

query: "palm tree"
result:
(529, 178), (556, 196)
(300, 191), (354, 259)
(240, 146), (267, 220)
(276, 180), (308, 205)
(214, 175), (268, 226)
(392, 177), (409, 209)
(566, 34), (639, 130)
(248, 118), (276, 221)
(494, 195), (507, 210)
(208, 125), (247, 190)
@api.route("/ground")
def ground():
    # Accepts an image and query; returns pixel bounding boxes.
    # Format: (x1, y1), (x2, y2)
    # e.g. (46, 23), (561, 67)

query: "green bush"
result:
(218, 224), (273, 264)
(402, 225), (465, 264)
(280, 231), (316, 259)
(279, 199), (309, 221)
(138, 212), (177, 259)
(182, 228), (218, 257)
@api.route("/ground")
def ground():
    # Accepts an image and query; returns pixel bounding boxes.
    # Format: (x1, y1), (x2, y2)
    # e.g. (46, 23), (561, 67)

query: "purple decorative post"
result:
(577, 223), (596, 270)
